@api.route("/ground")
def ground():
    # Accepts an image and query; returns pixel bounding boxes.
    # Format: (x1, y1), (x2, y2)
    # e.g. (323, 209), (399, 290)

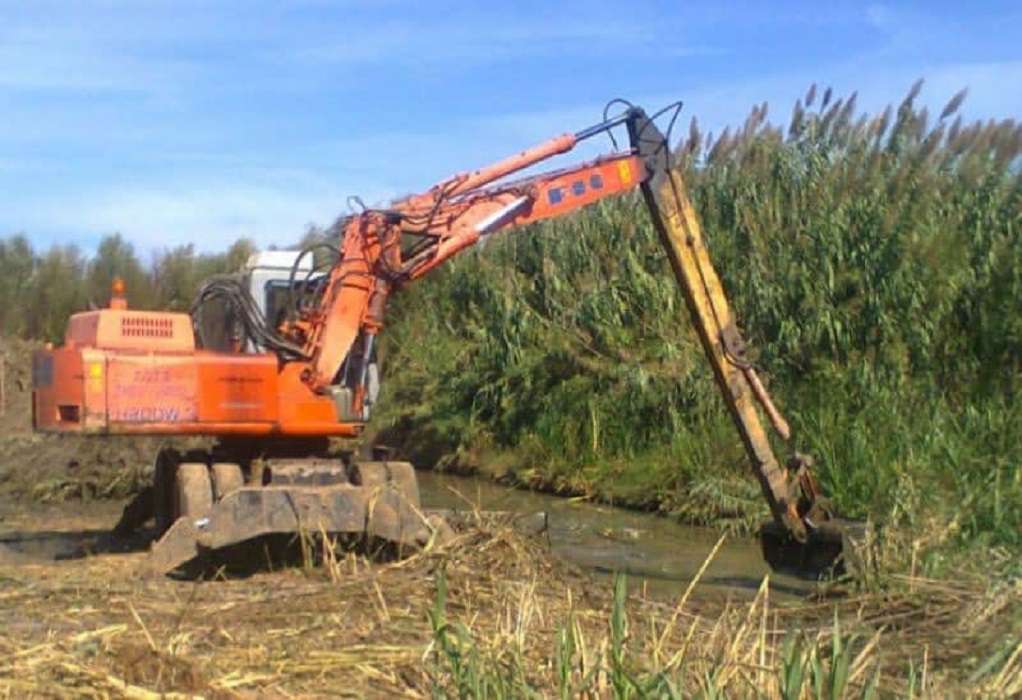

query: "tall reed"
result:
(376, 82), (1022, 571)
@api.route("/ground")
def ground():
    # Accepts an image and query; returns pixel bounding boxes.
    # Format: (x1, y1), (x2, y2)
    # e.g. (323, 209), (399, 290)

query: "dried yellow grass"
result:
(0, 514), (1018, 698)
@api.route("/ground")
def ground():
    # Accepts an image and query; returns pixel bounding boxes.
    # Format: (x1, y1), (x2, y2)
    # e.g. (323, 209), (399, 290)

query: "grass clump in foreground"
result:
(373, 80), (1022, 579)
(424, 535), (1021, 699)
(1, 516), (1019, 698)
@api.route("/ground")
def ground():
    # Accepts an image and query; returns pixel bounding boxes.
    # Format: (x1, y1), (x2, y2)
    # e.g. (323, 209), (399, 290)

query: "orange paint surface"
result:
(107, 355), (198, 424)
(66, 309), (194, 353)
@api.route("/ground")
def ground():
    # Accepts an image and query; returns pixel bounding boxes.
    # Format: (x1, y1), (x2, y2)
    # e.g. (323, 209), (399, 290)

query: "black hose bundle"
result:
(191, 274), (309, 360)
(286, 242), (341, 324)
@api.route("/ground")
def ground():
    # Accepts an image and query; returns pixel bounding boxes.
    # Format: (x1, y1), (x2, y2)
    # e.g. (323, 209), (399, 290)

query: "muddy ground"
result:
(1, 339), (1020, 697)
(0, 339), (178, 505)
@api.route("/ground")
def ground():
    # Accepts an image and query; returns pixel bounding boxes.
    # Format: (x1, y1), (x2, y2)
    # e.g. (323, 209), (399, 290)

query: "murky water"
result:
(0, 473), (813, 599)
(417, 471), (813, 600)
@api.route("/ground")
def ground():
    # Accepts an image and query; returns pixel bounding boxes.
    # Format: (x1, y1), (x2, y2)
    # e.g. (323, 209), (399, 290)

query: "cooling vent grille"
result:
(120, 315), (175, 338)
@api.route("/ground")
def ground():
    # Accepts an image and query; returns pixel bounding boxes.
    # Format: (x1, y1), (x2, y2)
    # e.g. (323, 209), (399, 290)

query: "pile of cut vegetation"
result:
(0, 513), (1018, 697)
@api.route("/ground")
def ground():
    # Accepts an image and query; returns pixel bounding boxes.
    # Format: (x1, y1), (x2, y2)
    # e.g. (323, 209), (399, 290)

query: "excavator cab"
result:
(191, 251), (319, 354)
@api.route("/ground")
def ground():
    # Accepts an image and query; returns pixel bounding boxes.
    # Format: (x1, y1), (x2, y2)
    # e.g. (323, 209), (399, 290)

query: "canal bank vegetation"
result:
(374, 82), (1022, 581)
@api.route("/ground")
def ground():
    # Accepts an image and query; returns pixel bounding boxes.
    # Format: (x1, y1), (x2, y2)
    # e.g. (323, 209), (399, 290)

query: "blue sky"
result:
(2, 1), (1020, 255)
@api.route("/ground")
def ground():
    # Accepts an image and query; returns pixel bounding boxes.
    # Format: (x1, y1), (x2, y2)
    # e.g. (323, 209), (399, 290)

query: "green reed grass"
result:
(375, 82), (1022, 575)
(427, 572), (922, 699)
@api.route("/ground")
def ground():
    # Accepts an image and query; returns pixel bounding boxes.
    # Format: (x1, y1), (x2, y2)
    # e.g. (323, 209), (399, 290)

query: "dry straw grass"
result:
(1, 514), (1019, 698)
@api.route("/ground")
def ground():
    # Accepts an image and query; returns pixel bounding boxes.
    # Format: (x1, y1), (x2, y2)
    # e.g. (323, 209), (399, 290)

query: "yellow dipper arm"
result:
(640, 167), (809, 541)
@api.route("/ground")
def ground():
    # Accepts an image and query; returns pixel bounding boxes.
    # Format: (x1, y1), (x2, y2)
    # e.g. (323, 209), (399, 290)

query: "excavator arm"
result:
(629, 112), (844, 556)
(291, 105), (857, 574)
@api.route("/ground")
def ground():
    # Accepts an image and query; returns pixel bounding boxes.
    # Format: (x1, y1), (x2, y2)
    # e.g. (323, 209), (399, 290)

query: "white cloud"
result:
(290, 14), (708, 66)
(0, 15), (202, 93)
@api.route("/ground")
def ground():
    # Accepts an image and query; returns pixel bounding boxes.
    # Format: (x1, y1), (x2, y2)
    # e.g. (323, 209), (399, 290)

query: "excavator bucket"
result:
(145, 460), (445, 576)
(759, 518), (873, 580)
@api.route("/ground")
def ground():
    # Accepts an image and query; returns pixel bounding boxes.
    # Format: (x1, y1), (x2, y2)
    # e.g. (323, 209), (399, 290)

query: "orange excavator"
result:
(33, 102), (859, 576)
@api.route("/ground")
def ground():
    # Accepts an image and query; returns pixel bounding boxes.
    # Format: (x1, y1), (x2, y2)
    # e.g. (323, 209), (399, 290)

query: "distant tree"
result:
(26, 245), (87, 341)
(87, 234), (152, 309)
(0, 232), (266, 339)
(0, 235), (36, 336)
(297, 224), (329, 249)
(151, 238), (259, 310)
(224, 238), (257, 272)
(151, 244), (200, 311)
(296, 219), (345, 267)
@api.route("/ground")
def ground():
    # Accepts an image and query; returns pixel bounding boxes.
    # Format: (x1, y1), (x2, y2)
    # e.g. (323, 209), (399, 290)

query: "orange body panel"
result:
(34, 309), (360, 438)
(194, 353), (277, 424)
(107, 354), (199, 424)
(276, 362), (353, 432)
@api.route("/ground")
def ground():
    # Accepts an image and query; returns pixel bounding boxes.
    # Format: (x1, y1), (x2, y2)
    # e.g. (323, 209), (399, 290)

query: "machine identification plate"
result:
(108, 358), (198, 423)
